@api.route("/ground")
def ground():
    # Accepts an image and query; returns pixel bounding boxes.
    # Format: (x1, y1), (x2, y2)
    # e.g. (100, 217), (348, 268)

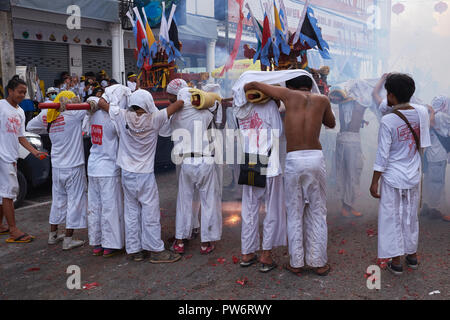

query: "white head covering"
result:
(232, 69), (319, 119)
(129, 89), (159, 114)
(167, 79), (188, 96)
(102, 84), (132, 110)
(431, 95), (450, 114)
(202, 83), (221, 94)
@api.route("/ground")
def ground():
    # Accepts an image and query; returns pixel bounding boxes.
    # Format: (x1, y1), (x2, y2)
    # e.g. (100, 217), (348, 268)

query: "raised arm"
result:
(98, 97), (110, 113)
(166, 100), (184, 117)
(322, 97), (336, 129)
(244, 81), (291, 105)
(372, 73), (389, 106)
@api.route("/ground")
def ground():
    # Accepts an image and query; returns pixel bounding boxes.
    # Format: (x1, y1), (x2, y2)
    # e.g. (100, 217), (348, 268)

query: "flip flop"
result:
(240, 255), (258, 267)
(284, 263), (303, 276)
(314, 264), (331, 276)
(259, 262), (278, 273)
(6, 233), (35, 243)
(0, 229), (10, 235)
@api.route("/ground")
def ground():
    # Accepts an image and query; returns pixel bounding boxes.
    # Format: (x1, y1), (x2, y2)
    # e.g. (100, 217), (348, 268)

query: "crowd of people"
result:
(0, 69), (449, 277)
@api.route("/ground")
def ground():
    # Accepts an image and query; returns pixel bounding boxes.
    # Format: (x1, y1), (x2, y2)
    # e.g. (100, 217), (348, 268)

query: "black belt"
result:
(183, 153), (215, 158)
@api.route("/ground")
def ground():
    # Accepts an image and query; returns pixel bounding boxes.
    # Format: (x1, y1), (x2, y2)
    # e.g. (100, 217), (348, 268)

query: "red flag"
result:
(261, 13), (271, 49)
(219, 0), (245, 77)
(135, 19), (146, 53)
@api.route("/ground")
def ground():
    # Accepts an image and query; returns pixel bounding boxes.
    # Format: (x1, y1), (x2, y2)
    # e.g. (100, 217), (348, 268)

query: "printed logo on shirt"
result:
(397, 122), (420, 155)
(6, 116), (21, 134)
(91, 124), (103, 145)
(42, 115), (66, 133)
(239, 110), (264, 147)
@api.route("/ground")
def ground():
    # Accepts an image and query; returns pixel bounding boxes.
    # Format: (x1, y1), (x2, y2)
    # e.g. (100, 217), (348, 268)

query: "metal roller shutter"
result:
(82, 46), (112, 78)
(124, 49), (138, 76)
(14, 40), (69, 89)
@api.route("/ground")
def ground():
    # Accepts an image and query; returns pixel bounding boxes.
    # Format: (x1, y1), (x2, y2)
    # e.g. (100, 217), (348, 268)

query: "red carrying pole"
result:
(39, 103), (91, 110)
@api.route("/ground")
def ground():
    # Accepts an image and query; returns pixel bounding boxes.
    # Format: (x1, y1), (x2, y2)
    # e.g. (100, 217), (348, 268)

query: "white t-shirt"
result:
(0, 100), (26, 163)
(88, 110), (120, 177)
(109, 105), (168, 174)
(237, 100), (284, 178)
(170, 88), (214, 163)
(374, 109), (423, 189)
(26, 109), (87, 169)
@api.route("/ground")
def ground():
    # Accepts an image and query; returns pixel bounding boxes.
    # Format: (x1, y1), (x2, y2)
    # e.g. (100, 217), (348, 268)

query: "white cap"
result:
(46, 87), (58, 95)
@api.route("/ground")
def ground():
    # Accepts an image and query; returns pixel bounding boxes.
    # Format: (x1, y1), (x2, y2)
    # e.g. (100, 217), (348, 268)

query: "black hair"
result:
(384, 73), (415, 104)
(109, 79), (118, 85)
(54, 79), (62, 87)
(6, 75), (27, 92)
(127, 72), (135, 78)
(92, 87), (104, 96)
(60, 71), (70, 80)
(286, 75), (313, 90)
(85, 71), (95, 78)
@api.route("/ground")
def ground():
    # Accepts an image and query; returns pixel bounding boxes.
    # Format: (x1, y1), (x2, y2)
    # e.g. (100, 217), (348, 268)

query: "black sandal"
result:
(314, 264), (331, 276)
(240, 255), (257, 267)
(259, 262), (277, 273)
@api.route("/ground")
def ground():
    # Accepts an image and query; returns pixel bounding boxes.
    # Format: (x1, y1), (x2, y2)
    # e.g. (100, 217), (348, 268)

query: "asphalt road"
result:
(0, 165), (449, 300)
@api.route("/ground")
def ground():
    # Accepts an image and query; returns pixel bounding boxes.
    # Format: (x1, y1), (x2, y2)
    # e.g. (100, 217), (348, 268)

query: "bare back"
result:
(284, 91), (334, 152)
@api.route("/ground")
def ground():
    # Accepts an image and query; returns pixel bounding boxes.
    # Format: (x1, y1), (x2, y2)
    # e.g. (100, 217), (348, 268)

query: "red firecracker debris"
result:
(338, 249), (346, 255)
(184, 254), (193, 260)
(340, 239), (347, 245)
(83, 282), (100, 290)
(377, 258), (389, 269)
(217, 258), (226, 264)
(232, 256), (239, 264)
(366, 228), (377, 237)
(236, 277), (248, 286)
(26, 267), (40, 272)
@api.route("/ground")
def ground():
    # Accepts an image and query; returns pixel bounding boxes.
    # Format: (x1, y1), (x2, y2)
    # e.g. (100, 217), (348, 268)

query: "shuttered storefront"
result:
(14, 40), (69, 89)
(82, 46), (112, 77)
(125, 49), (138, 76)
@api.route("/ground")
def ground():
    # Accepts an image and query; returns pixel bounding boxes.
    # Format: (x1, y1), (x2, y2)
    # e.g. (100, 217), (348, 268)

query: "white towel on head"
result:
(102, 84), (132, 110)
(232, 70), (320, 120)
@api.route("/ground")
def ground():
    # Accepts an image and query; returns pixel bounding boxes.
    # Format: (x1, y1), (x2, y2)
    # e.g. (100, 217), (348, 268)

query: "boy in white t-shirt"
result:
(27, 91), (90, 250)
(0, 76), (47, 243)
(98, 89), (184, 263)
(86, 95), (125, 258)
(370, 73), (431, 275)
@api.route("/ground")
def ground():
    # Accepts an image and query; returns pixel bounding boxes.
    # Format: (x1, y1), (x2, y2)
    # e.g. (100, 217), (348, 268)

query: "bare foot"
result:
(259, 251), (274, 265)
(9, 227), (33, 241)
(242, 253), (256, 263)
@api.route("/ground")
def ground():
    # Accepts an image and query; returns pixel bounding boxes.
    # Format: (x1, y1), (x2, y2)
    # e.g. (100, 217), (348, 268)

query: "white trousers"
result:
(241, 174), (287, 255)
(176, 161), (222, 242)
(335, 132), (363, 208)
(378, 178), (420, 259)
(285, 150), (327, 268)
(121, 170), (165, 254)
(88, 176), (125, 249)
(49, 165), (88, 229)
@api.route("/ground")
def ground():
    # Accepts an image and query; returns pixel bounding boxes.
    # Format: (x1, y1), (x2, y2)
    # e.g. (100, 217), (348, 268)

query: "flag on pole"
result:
(274, 0), (290, 56)
(127, 9), (148, 68)
(141, 8), (158, 65)
(260, 11), (274, 67)
(278, 0), (289, 39)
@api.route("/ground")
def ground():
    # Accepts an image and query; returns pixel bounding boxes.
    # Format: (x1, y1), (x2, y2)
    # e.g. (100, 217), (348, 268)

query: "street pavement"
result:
(0, 166), (448, 300)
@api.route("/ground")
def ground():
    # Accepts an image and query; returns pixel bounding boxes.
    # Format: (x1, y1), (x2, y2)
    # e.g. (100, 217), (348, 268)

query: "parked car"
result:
(15, 132), (51, 207)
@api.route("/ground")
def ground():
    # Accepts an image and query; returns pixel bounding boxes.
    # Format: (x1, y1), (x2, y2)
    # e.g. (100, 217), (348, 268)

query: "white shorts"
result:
(0, 160), (19, 201)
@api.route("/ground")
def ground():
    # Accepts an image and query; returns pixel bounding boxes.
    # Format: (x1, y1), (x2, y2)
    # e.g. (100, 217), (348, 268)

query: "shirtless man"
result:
(244, 74), (336, 276)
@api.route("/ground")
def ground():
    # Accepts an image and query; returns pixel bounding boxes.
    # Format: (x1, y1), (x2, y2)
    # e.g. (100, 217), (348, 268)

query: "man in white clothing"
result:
(27, 91), (90, 250)
(169, 84), (222, 255)
(243, 73), (335, 276)
(370, 73), (431, 275)
(127, 73), (138, 92)
(422, 96), (450, 222)
(97, 89), (184, 263)
(86, 95), (125, 257)
(0, 76), (48, 243)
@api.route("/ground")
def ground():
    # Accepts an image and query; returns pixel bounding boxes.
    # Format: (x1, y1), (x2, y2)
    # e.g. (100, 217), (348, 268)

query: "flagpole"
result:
(293, 0), (310, 44)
